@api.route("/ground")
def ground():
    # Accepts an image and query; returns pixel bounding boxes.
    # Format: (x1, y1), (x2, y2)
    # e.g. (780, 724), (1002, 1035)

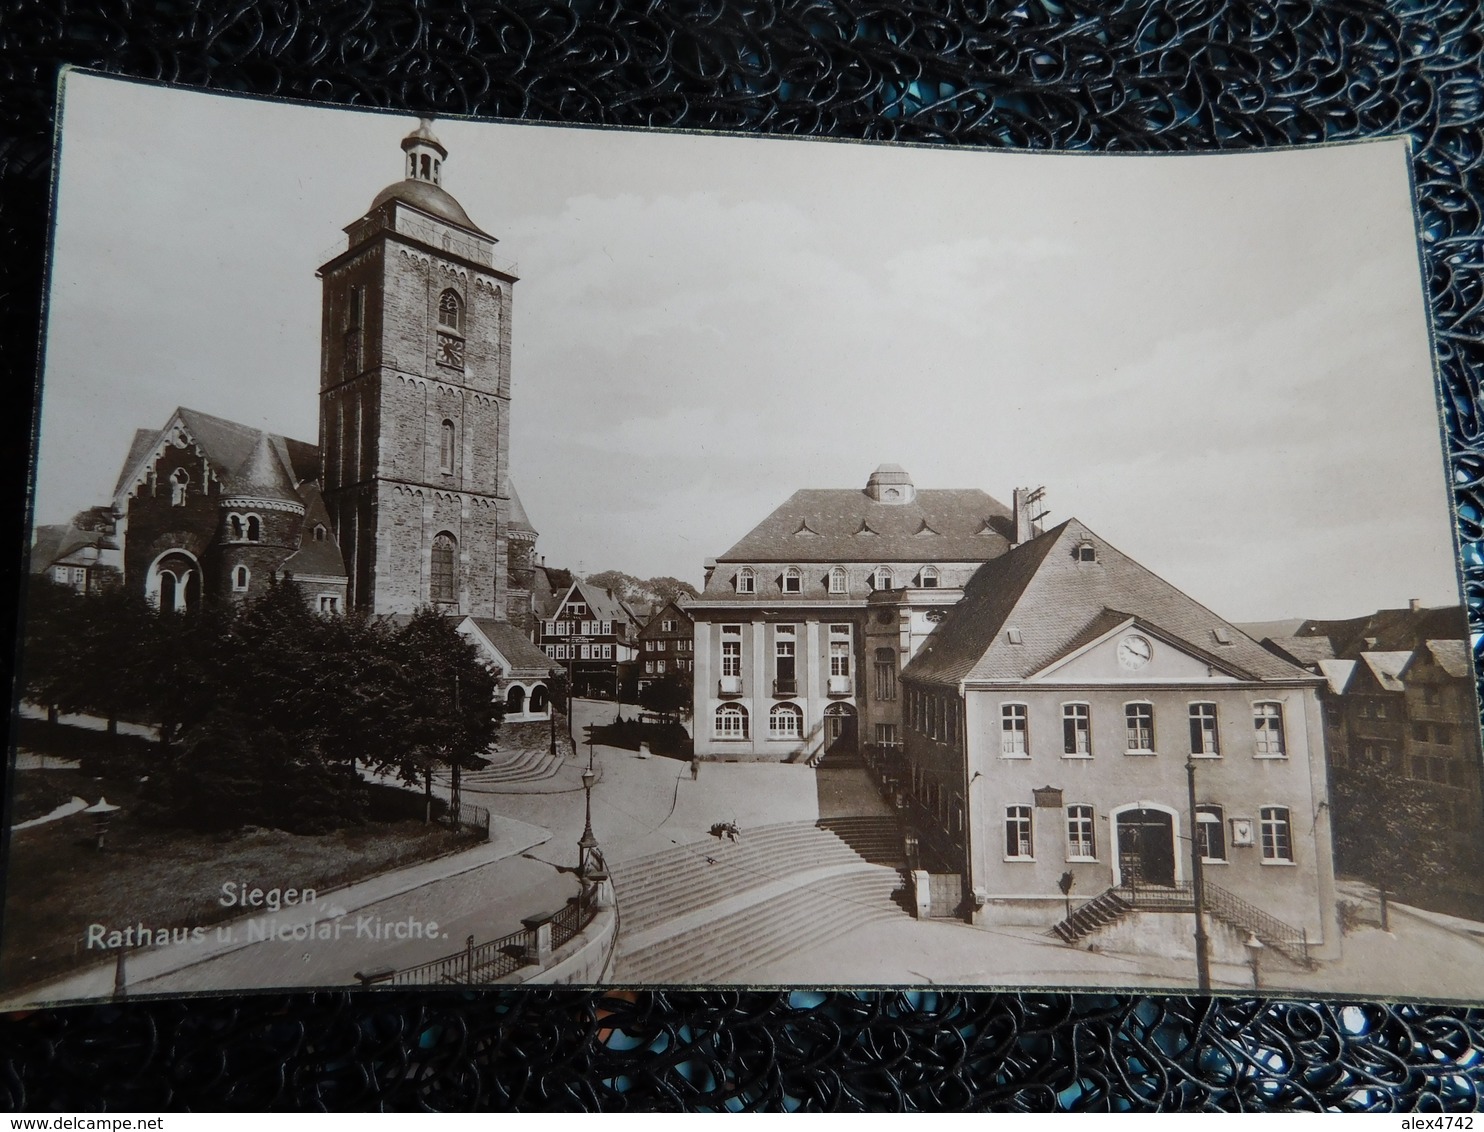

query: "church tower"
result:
(317, 119), (516, 617)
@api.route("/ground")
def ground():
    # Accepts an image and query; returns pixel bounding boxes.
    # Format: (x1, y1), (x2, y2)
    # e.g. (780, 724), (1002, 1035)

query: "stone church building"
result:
(96, 119), (550, 707)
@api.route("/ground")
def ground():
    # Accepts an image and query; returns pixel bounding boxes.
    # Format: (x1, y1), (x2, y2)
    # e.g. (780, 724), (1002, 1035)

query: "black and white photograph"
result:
(4, 68), (1478, 1004)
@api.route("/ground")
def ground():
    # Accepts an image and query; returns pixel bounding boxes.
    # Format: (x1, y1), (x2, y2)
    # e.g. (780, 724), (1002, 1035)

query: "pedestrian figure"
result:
(690, 759), (700, 781)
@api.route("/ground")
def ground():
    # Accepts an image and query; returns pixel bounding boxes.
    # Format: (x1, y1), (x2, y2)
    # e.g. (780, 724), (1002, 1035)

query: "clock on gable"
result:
(1116, 633), (1152, 670)
(436, 332), (465, 369)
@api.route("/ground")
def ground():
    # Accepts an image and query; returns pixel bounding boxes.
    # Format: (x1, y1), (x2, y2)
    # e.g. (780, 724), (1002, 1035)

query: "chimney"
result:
(1012, 487), (1046, 546)
(1409, 597), (1422, 613)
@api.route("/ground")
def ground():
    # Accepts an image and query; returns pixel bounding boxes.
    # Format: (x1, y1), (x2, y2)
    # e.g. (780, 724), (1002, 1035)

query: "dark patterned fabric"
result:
(1, 0), (1483, 1112)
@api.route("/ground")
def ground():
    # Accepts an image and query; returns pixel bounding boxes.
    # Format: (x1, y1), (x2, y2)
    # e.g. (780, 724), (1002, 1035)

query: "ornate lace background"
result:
(1, 0), (1482, 1112)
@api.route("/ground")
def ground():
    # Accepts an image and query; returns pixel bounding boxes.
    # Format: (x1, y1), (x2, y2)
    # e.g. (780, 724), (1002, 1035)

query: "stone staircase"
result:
(1048, 880), (1315, 966)
(608, 816), (909, 982)
(432, 744), (565, 789)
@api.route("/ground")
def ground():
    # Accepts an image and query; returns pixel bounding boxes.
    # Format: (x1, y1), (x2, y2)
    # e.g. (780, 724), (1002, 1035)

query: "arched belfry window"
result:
(228, 514), (244, 540)
(438, 289), (464, 334)
(169, 468), (189, 507)
(431, 532), (457, 605)
(439, 420), (456, 474)
(245, 515), (262, 542)
(233, 566), (250, 592)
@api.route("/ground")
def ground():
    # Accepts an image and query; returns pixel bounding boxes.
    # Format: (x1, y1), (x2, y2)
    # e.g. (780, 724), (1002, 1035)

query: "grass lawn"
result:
(0, 765), (481, 990)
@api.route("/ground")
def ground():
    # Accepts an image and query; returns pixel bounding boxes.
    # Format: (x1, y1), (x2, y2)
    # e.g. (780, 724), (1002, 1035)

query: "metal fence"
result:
(365, 897), (599, 987)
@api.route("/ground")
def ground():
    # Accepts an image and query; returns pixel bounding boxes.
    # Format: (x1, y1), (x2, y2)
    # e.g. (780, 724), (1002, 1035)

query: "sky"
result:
(34, 71), (1462, 622)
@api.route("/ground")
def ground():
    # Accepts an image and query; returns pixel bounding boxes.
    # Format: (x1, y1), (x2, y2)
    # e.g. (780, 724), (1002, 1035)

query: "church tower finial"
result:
(401, 117), (448, 186)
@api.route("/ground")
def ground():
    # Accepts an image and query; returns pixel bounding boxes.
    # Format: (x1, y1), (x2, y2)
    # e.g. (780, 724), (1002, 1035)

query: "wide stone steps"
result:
(434, 745), (564, 787)
(614, 827), (877, 934)
(615, 867), (905, 983)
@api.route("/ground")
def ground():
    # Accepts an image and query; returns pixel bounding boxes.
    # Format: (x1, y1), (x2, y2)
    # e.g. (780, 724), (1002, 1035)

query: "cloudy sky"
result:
(36, 71), (1459, 621)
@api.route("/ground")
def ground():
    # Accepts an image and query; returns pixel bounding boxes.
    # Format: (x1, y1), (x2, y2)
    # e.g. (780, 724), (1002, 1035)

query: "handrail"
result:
(1116, 879), (1311, 965)
(380, 899), (599, 986)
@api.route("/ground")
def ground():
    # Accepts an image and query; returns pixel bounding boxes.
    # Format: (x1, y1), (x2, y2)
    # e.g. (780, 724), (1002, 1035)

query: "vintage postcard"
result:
(4, 70), (1477, 1004)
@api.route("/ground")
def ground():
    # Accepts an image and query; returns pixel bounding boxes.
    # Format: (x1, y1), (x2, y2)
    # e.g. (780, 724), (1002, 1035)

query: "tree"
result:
(582, 570), (699, 609)
(639, 671), (691, 722)
(1331, 761), (1465, 910)
(647, 576), (700, 606)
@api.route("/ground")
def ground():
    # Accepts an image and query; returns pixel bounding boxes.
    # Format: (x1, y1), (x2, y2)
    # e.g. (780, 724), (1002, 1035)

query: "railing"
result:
(1114, 879), (1312, 966)
(827, 675), (854, 696)
(717, 676), (743, 696)
(773, 678), (798, 696)
(369, 898), (599, 987)
(448, 799), (491, 839)
(1202, 880), (1312, 966)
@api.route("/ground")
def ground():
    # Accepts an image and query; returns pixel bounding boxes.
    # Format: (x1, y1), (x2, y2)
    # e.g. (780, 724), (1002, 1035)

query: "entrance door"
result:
(1115, 809), (1175, 887)
(824, 705), (857, 754)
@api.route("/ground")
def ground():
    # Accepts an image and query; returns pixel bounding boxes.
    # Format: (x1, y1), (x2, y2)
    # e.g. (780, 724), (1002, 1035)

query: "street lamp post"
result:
(549, 668), (559, 757)
(578, 765), (599, 917)
(1244, 932), (1265, 991)
(1185, 757), (1212, 993)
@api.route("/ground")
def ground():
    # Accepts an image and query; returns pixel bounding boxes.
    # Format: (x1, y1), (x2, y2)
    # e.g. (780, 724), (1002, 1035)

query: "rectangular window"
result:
(1062, 704), (1090, 756)
(318, 595), (339, 614)
(603, 644), (613, 660)
(1253, 703), (1286, 758)
(1001, 704), (1029, 756)
(1189, 702), (1220, 756)
(662, 619), (675, 631)
(1260, 806), (1293, 862)
(601, 620), (612, 635)
(1411, 721), (1430, 743)
(775, 626), (797, 689)
(545, 620), (555, 636)
(656, 640), (667, 652)
(1435, 723), (1454, 745)
(1376, 700), (1388, 720)
(874, 649), (897, 701)
(1005, 806), (1034, 859)
(656, 659), (665, 673)
(569, 603), (589, 618)
(1325, 703), (1341, 726)
(644, 661), (654, 674)
(1196, 805), (1226, 862)
(721, 641), (740, 676)
(545, 646), (555, 659)
(1066, 804), (1096, 860)
(1125, 703), (1154, 753)
(580, 645), (591, 660)
(830, 641), (850, 677)
(875, 723), (899, 747)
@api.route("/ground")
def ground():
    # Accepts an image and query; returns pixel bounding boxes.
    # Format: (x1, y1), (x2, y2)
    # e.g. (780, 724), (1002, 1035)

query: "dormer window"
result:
(1076, 540), (1096, 562)
(782, 567), (802, 594)
(872, 566), (894, 591)
(313, 523), (327, 542)
(737, 568), (756, 594)
(828, 566), (848, 594)
(919, 565), (940, 589)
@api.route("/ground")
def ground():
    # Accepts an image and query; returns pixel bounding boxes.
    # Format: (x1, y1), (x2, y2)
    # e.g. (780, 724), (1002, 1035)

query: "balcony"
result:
(773, 677), (798, 697)
(827, 675), (853, 697)
(717, 675), (743, 697)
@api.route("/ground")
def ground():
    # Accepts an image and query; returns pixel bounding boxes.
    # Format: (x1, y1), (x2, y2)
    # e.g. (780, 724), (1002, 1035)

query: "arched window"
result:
(232, 565), (250, 592)
(769, 703), (804, 738)
(169, 468), (189, 507)
(782, 566), (802, 594)
(228, 514), (244, 540)
(437, 289), (464, 334)
(313, 523), (327, 542)
(506, 685), (526, 713)
(828, 566), (848, 594)
(439, 419), (456, 474)
(736, 567), (755, 594)
(872, 566), (894, 591)
(431, 532), (457, 604)
(714, 703), (748, 739)
(919, 565), (940, 589)
(530, 685), (549, 713)
(245, 515), (262, 542)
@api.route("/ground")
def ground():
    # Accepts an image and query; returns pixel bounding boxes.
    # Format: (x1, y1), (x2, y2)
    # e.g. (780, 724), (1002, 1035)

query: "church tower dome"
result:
(364, 118), (491, 237)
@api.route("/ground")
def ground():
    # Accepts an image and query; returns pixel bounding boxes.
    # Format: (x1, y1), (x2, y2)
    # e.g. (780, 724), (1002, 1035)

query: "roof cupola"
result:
(865, 463), (915, 504)
(401, 118), (448, 186)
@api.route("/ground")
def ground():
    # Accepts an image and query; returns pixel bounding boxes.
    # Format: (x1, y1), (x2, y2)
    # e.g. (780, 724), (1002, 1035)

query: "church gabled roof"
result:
(903, 519), (1314, 687)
